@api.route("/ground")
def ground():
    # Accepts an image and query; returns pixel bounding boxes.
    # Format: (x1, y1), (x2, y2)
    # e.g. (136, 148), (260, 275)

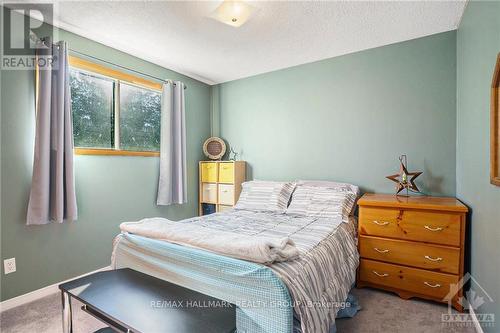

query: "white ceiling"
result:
(33, 1), (467, 85)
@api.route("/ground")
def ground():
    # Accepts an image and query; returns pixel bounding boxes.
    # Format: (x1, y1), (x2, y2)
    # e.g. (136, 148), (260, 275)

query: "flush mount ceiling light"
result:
(210, 0), (256, 28)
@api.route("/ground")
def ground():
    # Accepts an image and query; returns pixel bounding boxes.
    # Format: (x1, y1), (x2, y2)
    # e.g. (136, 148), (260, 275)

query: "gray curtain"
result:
(157, 81), (187, 205)
(27, 39), (77, 225)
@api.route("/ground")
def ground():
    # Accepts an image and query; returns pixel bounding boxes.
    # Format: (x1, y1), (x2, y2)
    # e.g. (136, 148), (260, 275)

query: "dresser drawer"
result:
(218, 205), (233, 212)
(201, 183), (217, 203)
(201, 162), (217, 182)
(359, 207), (462, 246)
(359, 259), (459, 300)
(218, 163), (234, 183)
(359, 236), (460, 274)
(218, 184), (235, 205)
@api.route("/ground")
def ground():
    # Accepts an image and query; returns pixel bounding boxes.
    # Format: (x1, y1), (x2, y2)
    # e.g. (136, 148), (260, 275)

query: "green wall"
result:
(217, 32), (457, 196)
(0, 10), (211, 301)
(2, 6), (499, 324)
(456, 1), (500, 330)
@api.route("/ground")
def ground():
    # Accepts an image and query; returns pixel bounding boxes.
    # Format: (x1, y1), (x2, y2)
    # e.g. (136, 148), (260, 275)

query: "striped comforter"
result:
(177, 210), (359, 333)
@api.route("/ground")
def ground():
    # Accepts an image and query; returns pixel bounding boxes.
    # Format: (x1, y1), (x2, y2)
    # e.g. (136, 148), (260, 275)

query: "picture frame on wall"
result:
(491, 53), (500, 186)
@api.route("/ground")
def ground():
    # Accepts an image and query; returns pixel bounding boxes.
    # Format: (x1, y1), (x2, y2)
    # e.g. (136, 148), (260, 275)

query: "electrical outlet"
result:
(4, 258), (16, 274)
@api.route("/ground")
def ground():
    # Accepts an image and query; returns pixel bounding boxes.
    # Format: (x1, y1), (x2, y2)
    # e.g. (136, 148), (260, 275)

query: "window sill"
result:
(74, 148), (160, 157)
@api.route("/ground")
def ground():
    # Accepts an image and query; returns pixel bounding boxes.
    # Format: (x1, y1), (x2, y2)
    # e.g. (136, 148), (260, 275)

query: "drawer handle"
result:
(423, 281), (441, 288)
(424, 255), (443, 262)
(373, 220), (389, 226)
(222, 190), (228, 193)
(372, 271), (389, 277)
(424, 225), (443, 232)
(373, 247), (390, 254)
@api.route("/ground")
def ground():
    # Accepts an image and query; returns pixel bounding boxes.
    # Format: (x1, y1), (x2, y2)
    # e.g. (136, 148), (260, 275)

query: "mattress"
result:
(112, 210), (359, 333)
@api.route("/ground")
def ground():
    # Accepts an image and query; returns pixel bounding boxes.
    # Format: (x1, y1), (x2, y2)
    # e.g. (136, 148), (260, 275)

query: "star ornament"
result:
(386, 158), (423, 195)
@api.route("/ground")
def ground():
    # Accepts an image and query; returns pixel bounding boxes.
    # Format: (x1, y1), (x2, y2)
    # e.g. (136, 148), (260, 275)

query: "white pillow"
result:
(296, 180), (359, 196)
(286, 184), (358, 222)
(297, 180), (359, 214)
(234, 180), (296, 213)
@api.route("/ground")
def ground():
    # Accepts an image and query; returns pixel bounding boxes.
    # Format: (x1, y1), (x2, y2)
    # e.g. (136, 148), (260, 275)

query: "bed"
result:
(111, 181), (360, 333)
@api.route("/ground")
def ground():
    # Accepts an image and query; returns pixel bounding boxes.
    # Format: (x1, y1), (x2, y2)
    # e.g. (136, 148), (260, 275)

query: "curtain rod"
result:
(69, 49), (187, 90)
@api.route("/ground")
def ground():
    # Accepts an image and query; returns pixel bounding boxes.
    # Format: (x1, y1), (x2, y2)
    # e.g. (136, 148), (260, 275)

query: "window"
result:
(70, 70), (114, 149)
(119, 82), (161, 151)
(69, 56), (162, 156)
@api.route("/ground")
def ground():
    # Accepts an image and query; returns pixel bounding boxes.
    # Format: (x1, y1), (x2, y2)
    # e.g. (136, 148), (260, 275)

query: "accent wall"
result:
(216, 31), (458, 196)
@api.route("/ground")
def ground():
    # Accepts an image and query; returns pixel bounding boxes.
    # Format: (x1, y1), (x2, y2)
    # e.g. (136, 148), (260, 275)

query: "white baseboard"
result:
(0, 266), (111, 312)
(469, 307), (485, 333)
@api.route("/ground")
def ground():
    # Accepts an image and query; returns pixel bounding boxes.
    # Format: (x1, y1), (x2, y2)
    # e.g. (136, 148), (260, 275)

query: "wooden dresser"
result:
(357, 193), (468, 311)
(199, 161), (246, 215)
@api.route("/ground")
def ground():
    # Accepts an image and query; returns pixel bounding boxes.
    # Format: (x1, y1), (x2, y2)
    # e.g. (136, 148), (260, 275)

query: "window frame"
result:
(491, 53), (500, 186)
(69, 56), (162, 157)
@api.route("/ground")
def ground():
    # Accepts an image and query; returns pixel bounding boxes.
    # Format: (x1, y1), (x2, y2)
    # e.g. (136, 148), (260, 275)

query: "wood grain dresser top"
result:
(357, 193), (468, 213)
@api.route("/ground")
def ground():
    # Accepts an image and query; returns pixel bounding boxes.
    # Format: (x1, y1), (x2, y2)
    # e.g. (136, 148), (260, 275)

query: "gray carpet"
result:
(1, 288), (476, 333)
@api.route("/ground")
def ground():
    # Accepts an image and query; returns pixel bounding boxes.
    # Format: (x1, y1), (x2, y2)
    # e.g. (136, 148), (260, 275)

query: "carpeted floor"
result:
(1, 287), (476, 333)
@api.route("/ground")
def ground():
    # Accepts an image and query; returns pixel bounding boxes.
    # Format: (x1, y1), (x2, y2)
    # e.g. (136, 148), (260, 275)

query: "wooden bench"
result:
(59, 268), (236, 333)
